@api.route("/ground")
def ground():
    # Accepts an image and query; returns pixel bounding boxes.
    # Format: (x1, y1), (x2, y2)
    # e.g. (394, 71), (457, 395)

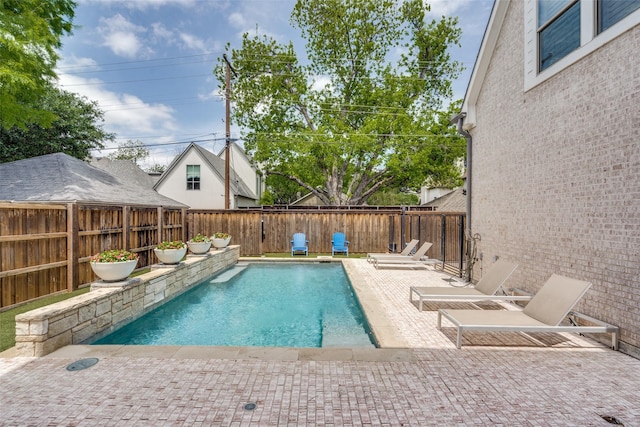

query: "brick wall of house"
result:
(468, 3), (640, 355)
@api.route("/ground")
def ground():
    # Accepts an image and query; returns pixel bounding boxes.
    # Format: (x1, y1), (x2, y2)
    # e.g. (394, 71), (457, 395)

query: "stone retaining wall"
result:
(14, 246), (239, 357)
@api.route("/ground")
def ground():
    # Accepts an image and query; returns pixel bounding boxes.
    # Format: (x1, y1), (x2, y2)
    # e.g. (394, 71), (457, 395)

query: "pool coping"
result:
(27, 257), (414, 362)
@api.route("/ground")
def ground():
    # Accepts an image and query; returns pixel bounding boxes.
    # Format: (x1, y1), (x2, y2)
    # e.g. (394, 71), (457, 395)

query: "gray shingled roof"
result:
(0, 153), (187, 207)
(154, 143), (258, 201)
(90, 157), (158, 189)
(422, 187), (466, 212)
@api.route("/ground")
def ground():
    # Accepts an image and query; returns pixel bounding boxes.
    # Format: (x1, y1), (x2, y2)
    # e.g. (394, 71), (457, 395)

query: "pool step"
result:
(209, 264), (248, 283)
(320, 321), (376, 348)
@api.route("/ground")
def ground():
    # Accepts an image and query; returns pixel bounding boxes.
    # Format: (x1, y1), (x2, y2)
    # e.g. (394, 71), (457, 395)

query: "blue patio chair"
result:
(331, 232), (349, 256)
(291, 233), (309, 256)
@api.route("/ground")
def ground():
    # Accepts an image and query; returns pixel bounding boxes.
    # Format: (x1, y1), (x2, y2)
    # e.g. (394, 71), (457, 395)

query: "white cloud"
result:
(228, 12), (247, 29)
(311, 75), (332, 92)
(82, 0), (200, 10)
(427, 0), (468, 17)
(56, 62), (179, 144)
(98, 14), (149, 58)
(179, 32), (207, 52)
(151, 22), (175, 42)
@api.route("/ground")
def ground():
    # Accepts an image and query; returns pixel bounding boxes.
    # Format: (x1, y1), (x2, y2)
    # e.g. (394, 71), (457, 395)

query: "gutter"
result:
(451, 112), (472, 232)
(451, 112), (475, 281)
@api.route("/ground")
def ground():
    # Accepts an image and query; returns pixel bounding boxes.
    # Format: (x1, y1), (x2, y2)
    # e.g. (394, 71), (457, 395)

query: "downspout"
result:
(451, 112), (473, 280)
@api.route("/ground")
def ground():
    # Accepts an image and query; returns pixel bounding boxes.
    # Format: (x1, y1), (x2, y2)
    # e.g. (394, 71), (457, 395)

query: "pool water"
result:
(93, 263), (376, 348)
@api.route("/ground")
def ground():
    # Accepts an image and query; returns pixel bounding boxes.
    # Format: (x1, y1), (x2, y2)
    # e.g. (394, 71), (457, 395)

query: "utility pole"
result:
(223, 54), (232, 209)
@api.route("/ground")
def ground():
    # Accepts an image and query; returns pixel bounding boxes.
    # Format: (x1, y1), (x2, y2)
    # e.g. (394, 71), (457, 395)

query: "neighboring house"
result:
(420, 186), (455, 205)
(421, 187), (465, 213)
(154, 143), (259, 209)
(0, 153), (186, 208)
(455, 0), (640, 355)
(218, 141), (264, 202)
(290, 192), (327, 207)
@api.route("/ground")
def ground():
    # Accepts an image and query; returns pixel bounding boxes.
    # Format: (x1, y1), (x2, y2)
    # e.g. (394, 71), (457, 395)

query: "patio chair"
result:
(409, 259), (529, 311)
(367, 239), (419, 263)
(437, 274), (619, 349)
(290, 233), (309, 256)
(373, 242), (434, 269)
(331, 232), (349, 256)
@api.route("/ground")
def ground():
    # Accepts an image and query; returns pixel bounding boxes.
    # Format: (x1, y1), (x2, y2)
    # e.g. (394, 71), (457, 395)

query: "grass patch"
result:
(0, 288), (90, 353)
(256, 253), (366, 258)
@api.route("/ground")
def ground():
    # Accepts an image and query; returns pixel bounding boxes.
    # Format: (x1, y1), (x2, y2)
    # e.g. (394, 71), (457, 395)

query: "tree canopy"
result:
(0, 0), (76, 129)
(0, 84), (113, 163)
(215, 0), (466, 206)
(108, 140), (150, 166)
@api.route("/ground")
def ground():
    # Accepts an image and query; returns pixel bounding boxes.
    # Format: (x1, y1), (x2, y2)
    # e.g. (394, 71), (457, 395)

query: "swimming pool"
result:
(93, 262), (377, 348)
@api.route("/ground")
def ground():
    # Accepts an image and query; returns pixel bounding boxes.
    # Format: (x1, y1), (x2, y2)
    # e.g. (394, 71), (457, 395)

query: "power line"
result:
(57, 52), (222, 70)
(60, 73), (212, 87)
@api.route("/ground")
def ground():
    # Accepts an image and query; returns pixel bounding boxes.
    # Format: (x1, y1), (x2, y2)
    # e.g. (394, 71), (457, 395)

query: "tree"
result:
(0, 0), (76, 129)
(108, 140), (150, 165)
(215, 0), (465, 206)
(0, 84), (114, 163)
(146, 163), (166, 174)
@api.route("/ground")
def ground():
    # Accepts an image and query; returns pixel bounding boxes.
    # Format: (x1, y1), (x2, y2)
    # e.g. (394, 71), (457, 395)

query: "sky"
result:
(56, 0), (494, 169)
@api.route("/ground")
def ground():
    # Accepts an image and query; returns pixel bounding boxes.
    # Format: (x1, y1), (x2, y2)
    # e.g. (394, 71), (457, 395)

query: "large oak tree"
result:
(215, 0), (466, 205)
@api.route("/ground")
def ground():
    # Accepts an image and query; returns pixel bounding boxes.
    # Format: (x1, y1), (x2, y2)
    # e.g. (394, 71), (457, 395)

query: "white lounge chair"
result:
(437, 274), (619, 349)
(373, 242), (434, 269)
(409, 259), (529, 311)
(367, 239), (419, 263)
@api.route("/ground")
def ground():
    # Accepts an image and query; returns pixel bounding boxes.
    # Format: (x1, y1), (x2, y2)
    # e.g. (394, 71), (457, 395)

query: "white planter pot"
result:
(187, 241), (212, 254)
(212, 236), (231, 248)
(90, 259), (138, 282)
(154, 247), (187, 264)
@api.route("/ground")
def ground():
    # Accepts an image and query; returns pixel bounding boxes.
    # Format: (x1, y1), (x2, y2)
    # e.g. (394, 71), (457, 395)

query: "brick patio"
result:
(1, 259), (638, 425)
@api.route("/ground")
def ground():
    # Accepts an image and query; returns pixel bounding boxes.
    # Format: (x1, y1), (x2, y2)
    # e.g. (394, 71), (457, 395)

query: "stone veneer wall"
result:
(468, 2), (639, 355)
(14, 246), (239, 357)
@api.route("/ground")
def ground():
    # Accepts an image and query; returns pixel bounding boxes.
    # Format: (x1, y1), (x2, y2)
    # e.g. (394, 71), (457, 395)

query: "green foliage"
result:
(0, 84), (113, 163)
(108, 139), (150, 165)
(215, 0), (465, 205)
(262, 174), (307, 205)
(368, 190), (420, 206)
(90, 249), (138, 263)
(146, 163), (166, 173)
(156, 240), (186, 250)
(0, 0), (77, 129)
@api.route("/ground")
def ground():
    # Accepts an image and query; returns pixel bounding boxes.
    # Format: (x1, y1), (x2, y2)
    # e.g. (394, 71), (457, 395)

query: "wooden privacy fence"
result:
(187, 207), (466, 272)
(0, 202), (465, 309)
(0, 202), (185, 309)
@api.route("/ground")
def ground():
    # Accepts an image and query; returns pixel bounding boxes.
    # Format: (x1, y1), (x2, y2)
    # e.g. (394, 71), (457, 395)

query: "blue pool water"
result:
(93, 263), (376, 348)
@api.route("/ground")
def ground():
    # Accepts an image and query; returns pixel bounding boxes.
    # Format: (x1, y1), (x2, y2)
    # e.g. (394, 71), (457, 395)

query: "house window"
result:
(525, 0), (640, 90)
(538, 0), (581, 71)
(186, 165), (200, 190)
(598, 0), (640, 33)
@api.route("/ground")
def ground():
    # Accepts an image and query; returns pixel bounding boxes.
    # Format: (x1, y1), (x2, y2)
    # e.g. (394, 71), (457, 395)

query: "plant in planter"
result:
(187, 233), (212, 254)
(89, 249), (138, 282)
(154, 240), (188, 264)
(211, 232), (232, 248)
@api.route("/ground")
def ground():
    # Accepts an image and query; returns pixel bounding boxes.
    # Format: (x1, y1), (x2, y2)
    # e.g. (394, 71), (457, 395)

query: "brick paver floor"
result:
(1, 259), (638, 426)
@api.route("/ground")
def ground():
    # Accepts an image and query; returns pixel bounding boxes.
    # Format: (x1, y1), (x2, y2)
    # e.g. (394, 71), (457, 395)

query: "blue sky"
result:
(57, 0), (494, 168)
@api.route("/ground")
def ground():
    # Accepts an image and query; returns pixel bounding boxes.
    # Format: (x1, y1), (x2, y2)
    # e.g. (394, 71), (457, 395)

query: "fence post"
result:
(400, 206), (406, 251)
(181, 208), (187, 241)
(122, 205), (130, 250)
(440, 214), (447, 264)
(66, 203), (79, 292)
(458, 215), (465, 278)
(157, 207), (163, 243)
